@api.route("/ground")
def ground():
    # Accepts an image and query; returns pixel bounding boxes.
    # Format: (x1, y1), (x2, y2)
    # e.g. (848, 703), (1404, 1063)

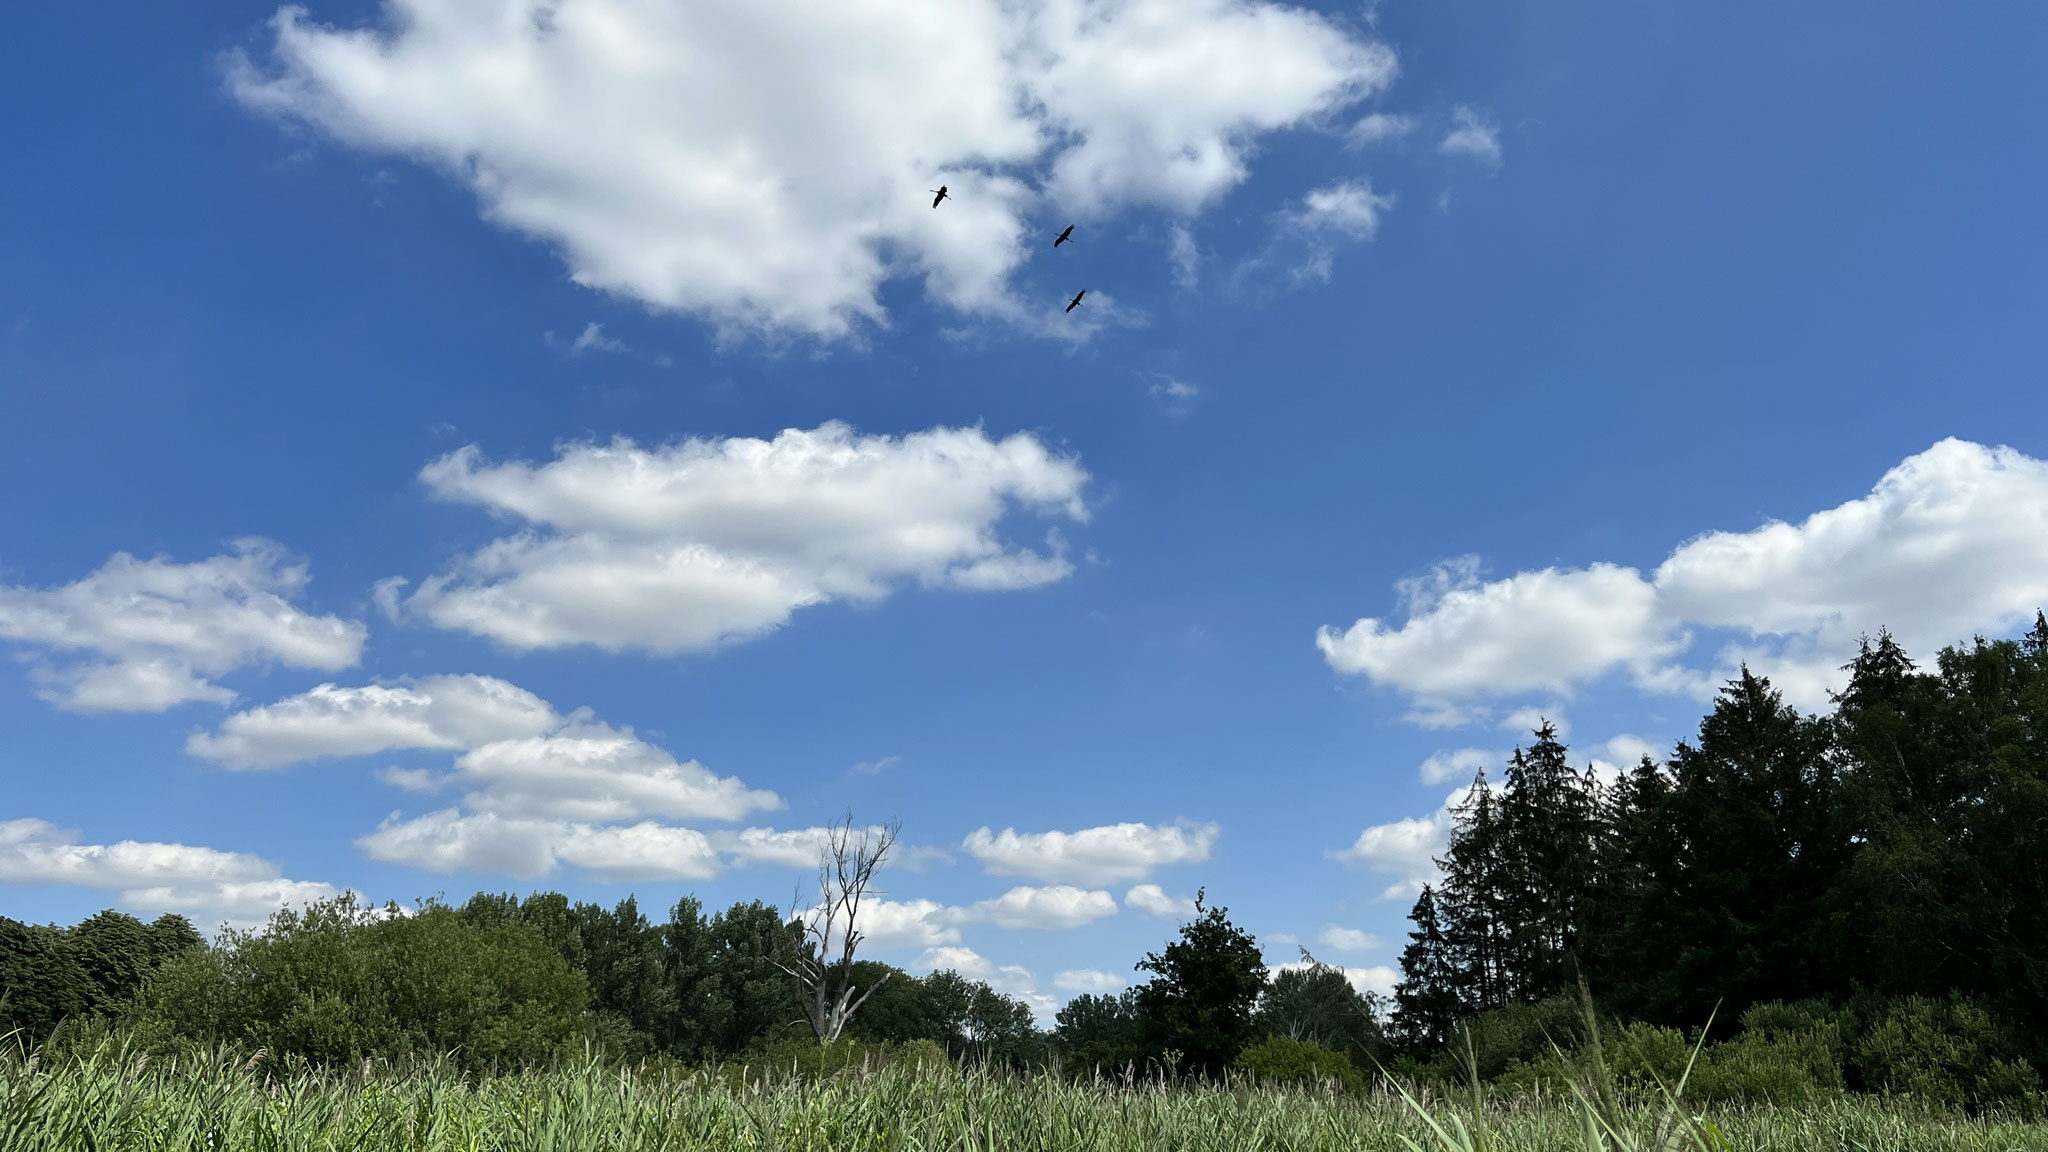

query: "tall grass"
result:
(2, 1032), (2044, 1151)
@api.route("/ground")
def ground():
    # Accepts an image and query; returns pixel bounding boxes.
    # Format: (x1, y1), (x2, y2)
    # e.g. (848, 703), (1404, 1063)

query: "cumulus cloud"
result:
(957, 885), (1119, 930)
(403, 422), (1089, 653)
(962, 821), (1216, 884)
(195, 671), (801, 882)
(0, 817), (346, 931)
(1438, 105), (1501, 166)
(425, 721), (782, 823)
(357, 809), (722, 880)
(1269, 958), (1398, 1000)
(839, 898), (964, 949)
(188, 674), (560, 769)
(229, 0), (1396, 342)
(914, 946), (1057, 1020)
(1124, 883), (1198, 918)
(1055, 968), (1127, 994)
(1320, 440), (2048, 717)
(1332, 784), (1478, 902)
(0, 540), (364, 712)
(1318, 925), (1381, 953)
(1418, 747), (1500, 787)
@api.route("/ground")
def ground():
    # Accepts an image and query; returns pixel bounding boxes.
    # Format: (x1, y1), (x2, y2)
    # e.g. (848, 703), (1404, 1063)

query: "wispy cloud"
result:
(1438, 105), (1502, 167)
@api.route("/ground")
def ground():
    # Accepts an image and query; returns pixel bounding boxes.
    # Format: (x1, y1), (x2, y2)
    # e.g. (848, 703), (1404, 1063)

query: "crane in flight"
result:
(929, 185), (950, 208)
(1065, 289), (1086, 313)
(1053, 224), (1075, 248)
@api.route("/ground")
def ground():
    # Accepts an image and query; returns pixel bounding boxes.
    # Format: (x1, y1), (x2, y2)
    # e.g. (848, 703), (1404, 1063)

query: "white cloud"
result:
(1321, 440), (2048, 717)
(1317, 925), (1380, 953)
(1347, 111), (1415, 146)
(1147, 373), (1200, 404)
(230, 0), (1395, 342)
(356, 809), (721, 881)
(1331, 784), (1480, 902)
(1124, 883), (1198, 918)
(1055, 968), (1127, 994)
(0, 540), (364, 712)
(1167, 223), (1201, 288)
(1499, 707), (1567, 739)
(843, 898), (964, 950)
(403, 421), (1089, 653)
(188, 674), (561, 770)
(957, 885), (1119, 930)
(569, 322), (626, 354)
(1317, 559), (1671, 721)
(1269, 958), (1398, 1000)
(914, 946), (1057, 1020)
(962, 821), (1216, 884)
(0, 817), (346, 931)
(425, 722), (783, 823)
(1418, 747), (1499, 787)
(1277, 179), (1394, 283)
(1438, 104), (1501, 166)
(1589, 734), (1661, 778)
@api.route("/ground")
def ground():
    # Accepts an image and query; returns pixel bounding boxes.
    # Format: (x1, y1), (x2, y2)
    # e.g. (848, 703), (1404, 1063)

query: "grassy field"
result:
(4, 1040), (2046, 1152)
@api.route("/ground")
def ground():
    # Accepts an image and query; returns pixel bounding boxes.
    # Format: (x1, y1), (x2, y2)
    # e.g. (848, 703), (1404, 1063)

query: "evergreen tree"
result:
(1391, 885), (1463, 1053)
(1630, 668), (1843, 1026)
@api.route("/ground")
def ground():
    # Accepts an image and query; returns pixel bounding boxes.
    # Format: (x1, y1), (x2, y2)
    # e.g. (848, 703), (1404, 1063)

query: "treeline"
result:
(3, 891), (1046, 1075)
(3, 884), (1386, 1086)
(1391, 622), (2048, 1110)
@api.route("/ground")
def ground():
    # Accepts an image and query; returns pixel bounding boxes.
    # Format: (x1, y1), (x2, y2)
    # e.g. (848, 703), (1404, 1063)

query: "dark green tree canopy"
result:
(1130, 889), (1268, 1076)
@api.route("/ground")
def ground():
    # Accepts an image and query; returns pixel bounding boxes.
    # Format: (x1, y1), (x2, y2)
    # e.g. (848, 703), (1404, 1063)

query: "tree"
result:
(1054, 988), (1139, 1073)
(1392, 885), (1463, 1053)
(709, 900), (806, 1054)
(0, 918), (87, 1048)
(1129, 888), (1268, 1077)
(130, 892), (590, 1074)
(778, 813), (901, 1045)
(1257, 947), (1385, 1062)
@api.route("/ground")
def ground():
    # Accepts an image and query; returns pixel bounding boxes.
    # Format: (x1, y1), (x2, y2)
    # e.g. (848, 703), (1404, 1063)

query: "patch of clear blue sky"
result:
(1, 2), (2044, 989)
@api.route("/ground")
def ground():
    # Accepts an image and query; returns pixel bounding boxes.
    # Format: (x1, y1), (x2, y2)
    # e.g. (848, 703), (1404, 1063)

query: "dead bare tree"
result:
(776, 812), (901, 1044)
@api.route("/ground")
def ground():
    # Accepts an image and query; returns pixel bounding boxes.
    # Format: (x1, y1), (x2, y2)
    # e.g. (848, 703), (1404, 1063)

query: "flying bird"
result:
(1053, 224), (1075, 247)
(930, 185), (949, 208)
(1065, 289), (1086, 313)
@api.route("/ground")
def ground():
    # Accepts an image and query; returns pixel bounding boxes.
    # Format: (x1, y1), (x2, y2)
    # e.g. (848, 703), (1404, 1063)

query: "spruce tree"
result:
(1392, 885), (1463, 1053)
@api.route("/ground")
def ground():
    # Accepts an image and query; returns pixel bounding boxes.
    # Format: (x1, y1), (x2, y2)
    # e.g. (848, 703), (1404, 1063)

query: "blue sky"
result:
(3, 1), (2045, 1017)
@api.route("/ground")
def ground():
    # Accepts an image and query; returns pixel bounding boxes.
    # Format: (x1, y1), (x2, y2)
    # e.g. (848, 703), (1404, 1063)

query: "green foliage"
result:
(1129, 889), (1268, 1077)
(1689, 1026), (1844, 1106)
(1849, 994), (2042, 1114)
(1258, 949), (1387, 1062)
(125, 892), (590, 1075)
(1233, 1034), (1364, 1092)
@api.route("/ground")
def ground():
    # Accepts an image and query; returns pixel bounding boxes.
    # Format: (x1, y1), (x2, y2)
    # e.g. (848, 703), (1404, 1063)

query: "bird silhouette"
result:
(930, 185), (949, 208)
(1053, 224), (1075, 248)
(1065, 289), (1086, 313)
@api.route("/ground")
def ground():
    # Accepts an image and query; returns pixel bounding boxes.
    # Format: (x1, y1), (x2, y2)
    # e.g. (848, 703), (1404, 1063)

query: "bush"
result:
(1456, 995), (1586, 1082)
(736, 1036), (961, 1082)
(1691, 1026), (1844, 1106)
(1234, 1035), (1364, 1092)
(1849, 994), (2041, 1114)
(1604, 1021), (1691, 1094)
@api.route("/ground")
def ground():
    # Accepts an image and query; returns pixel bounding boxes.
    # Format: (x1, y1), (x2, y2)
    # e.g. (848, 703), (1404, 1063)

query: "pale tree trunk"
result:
(775, 812), (901, 1044)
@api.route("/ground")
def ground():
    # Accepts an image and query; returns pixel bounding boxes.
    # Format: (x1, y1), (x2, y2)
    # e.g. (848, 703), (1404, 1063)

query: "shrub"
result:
(1691, 1026), (1844, 1106)
(1234, 1035), (1364, 1092)
(1850, 994), (2041, 1114)
(1604, 1021), (1691, 1094)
